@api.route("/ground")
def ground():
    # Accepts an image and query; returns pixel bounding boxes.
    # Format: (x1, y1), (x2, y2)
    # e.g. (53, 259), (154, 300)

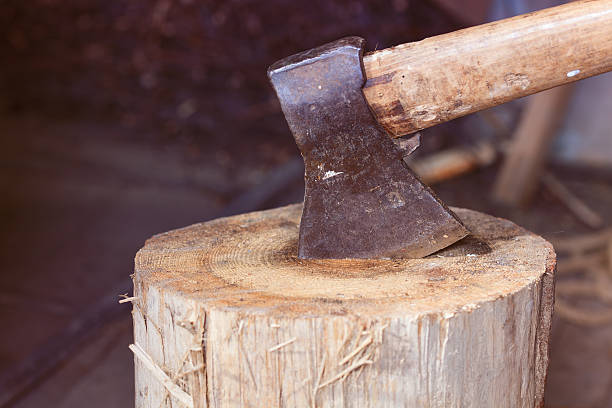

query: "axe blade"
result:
(268, 37), (469, 259)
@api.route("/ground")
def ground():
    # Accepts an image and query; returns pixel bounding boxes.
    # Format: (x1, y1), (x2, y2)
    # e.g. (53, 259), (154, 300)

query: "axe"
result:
(268, 0), (612, 259)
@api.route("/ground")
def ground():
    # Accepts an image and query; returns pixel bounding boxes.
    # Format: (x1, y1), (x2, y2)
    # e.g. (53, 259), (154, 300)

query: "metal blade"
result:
(268, 37), (469, 259)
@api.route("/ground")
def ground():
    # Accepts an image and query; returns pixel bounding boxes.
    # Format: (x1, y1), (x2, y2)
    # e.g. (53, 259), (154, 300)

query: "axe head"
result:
(268, 37), (469, 259)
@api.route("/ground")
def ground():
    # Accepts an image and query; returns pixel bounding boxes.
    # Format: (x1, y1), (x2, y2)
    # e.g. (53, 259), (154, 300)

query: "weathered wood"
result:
(362, 0), (612, 136)
(132, 204), (556, 407)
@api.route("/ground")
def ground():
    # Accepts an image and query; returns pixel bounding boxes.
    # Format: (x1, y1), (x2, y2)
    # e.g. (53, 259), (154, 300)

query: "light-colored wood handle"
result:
(363, 0), (612, 136)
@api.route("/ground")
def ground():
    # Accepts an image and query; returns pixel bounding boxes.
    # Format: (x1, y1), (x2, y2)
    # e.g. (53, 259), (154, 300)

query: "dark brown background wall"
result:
(0, 0), (461, 156)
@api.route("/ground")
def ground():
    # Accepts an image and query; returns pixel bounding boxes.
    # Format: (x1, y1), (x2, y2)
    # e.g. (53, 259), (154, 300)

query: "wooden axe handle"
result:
(362, 0), (612, 136)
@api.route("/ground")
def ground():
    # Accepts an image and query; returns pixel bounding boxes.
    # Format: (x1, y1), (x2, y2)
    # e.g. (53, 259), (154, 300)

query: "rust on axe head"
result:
(268, 37), (469, 259)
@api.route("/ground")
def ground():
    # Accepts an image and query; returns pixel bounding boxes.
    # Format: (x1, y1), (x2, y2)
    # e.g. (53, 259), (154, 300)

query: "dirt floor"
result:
(0, 111), (611, 407)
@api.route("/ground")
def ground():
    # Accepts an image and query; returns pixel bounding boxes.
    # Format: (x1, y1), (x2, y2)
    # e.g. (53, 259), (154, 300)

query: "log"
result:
(132, 204), (556, 407)
(362, 0), (612, 136)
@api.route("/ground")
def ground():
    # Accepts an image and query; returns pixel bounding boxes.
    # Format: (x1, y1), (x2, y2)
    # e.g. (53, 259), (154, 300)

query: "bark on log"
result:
(132, 204), (556, 407)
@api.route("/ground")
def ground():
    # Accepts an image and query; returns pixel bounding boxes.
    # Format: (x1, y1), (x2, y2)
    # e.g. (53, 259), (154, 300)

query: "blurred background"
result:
(1, 0), (612, 406)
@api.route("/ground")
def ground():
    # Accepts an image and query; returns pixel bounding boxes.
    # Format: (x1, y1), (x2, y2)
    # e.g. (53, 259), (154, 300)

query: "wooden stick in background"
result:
(492, 85), (574, 206)
(410, 142), (496, 185)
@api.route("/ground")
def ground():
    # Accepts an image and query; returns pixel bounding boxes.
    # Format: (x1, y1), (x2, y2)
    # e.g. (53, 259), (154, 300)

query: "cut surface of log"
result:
(132, 204), (556, 408)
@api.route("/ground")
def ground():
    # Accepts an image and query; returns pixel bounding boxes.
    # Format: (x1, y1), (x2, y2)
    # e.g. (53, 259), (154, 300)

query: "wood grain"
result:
(362, 0), (612, 136)
(132, 204), (556, 407)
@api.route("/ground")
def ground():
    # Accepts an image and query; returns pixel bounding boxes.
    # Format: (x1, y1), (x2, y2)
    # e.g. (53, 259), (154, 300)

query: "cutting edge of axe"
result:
(268, 0), (612, 260)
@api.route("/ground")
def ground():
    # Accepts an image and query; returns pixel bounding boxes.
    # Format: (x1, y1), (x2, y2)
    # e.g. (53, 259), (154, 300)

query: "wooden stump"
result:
(132, 204), (556, 408)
